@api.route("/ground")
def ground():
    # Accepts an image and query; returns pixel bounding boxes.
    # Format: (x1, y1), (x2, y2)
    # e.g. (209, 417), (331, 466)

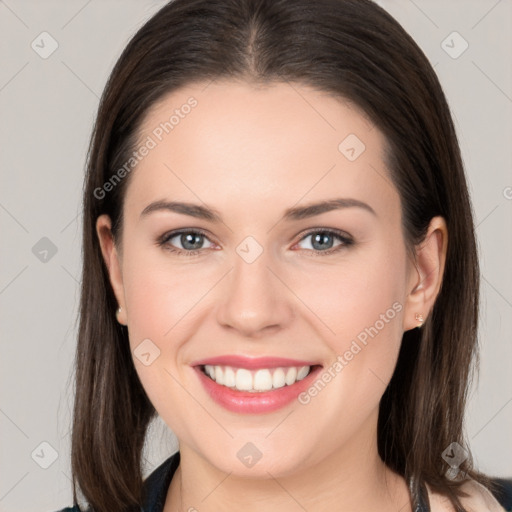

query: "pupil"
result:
(182, 233), (203, 250)
(312, 233), (333, 250)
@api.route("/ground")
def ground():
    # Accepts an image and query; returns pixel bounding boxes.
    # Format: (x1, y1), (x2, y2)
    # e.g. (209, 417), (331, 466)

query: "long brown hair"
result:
(72, 0), (490, 510)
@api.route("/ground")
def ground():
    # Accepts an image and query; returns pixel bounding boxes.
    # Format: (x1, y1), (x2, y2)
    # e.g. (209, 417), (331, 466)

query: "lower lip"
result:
(194, 365), (323, 414)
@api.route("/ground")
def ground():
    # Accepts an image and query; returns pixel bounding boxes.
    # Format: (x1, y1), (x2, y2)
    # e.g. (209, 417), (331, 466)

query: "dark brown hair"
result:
(72, 0), (490, 510)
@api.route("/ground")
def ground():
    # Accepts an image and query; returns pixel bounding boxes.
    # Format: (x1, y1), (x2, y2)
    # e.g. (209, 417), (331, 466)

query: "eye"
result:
(293, 229), (354, 255)
(157, 228), (354, 257)
(158, 229), (215, 256)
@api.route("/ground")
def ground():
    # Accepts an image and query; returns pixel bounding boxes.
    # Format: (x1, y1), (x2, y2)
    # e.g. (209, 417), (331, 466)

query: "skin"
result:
(97, 80), (448, 512)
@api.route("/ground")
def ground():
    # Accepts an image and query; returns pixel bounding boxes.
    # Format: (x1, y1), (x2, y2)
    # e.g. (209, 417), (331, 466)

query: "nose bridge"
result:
(216, 239), (293, 336)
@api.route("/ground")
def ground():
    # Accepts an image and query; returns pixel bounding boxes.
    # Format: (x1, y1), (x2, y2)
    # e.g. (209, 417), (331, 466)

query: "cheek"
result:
(289, 242), (406, 347)
(120, 245), (209, 431)
(290, 244), (406, 408)
(121, 240), (215, 347)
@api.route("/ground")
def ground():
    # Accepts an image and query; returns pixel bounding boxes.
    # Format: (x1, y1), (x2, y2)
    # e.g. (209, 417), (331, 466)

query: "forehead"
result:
(126, 80), (399, 223)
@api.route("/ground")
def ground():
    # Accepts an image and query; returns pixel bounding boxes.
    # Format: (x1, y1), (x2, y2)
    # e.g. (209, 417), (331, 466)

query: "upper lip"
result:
(191, 355), (321, 369)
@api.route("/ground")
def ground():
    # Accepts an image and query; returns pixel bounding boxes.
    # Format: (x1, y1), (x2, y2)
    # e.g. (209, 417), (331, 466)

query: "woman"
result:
(58, 0), (511, 510)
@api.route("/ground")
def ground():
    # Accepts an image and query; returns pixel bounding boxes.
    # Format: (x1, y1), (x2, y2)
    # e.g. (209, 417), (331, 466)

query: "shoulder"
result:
(50, 452), (181, 512)
(142, 451), (181, 510)
(427, 478), (511, 512)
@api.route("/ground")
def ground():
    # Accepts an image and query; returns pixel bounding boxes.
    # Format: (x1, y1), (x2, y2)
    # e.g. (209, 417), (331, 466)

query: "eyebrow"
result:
(140, 197), (377, 222)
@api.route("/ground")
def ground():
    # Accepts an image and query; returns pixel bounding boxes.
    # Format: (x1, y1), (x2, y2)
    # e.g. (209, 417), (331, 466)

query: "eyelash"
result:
(157, 228), (354, 257)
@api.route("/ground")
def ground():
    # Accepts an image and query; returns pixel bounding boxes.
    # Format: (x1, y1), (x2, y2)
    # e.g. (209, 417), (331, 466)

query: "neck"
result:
(164, 414), (412, 512)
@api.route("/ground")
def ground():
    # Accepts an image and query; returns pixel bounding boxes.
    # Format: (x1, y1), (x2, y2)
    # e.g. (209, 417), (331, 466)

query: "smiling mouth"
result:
(199, 364), (322, 393)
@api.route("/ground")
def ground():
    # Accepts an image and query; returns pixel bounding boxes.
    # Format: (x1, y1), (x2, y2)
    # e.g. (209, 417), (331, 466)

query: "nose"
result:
(216, 247), (295, 338)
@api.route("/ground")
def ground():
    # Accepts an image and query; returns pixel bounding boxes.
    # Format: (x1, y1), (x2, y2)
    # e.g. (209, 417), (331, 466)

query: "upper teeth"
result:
(203, 365), (311, 392)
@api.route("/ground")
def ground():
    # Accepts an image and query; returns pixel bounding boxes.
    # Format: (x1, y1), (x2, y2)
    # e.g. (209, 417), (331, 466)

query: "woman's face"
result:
(98, 80), (428, 477)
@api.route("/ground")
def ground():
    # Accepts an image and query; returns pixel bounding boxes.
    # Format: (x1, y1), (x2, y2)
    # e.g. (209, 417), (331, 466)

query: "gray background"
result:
(0, 1), (510, 510)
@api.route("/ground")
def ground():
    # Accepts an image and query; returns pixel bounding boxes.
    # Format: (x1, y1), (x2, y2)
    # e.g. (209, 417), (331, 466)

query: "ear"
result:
(96, 214), (127, 325)
(403, 216), (448, 331)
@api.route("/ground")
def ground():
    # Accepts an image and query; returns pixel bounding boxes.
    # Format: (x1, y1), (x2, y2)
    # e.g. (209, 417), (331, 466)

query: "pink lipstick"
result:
(191, 355), (322, 414)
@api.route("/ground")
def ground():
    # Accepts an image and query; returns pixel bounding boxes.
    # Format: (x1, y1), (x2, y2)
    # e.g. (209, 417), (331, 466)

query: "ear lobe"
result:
(96, 214), (127, 325)
(403, 216), (448, 331)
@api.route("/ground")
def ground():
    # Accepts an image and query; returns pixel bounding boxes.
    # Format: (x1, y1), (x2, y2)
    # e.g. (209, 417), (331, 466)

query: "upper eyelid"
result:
(297, 227), (352, 240)
(160, 228), (215, 247)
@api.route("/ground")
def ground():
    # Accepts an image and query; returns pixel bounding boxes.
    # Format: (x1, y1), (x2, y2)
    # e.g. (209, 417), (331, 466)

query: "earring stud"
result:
(116, 306), (123, 324)
(415, 313), (424, 327)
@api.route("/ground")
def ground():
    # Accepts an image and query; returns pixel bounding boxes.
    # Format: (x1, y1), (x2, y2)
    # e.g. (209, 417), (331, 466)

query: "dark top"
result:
(56, 451), (512, 512)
